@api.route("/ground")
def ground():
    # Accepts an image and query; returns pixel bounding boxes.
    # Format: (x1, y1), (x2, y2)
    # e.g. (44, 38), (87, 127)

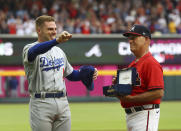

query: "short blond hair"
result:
(35, 15), (55, 29)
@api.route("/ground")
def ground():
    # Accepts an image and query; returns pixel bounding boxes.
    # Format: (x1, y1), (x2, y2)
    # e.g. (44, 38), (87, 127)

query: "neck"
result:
(135, 50), (149, 61)
(38, 37), (44, 43)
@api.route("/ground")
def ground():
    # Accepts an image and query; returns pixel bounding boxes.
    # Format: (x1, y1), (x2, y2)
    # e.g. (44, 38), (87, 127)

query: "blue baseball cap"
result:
(79, 65), (95, 91)
(123, 25), (151, 39)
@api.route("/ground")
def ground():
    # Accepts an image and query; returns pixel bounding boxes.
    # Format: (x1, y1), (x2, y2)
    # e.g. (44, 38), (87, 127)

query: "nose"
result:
(53, 28), (57, 33)
(52, 28), (57, 35)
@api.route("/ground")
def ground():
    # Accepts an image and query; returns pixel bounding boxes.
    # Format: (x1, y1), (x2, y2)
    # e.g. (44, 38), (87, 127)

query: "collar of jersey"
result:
(133, 52), (151, 64)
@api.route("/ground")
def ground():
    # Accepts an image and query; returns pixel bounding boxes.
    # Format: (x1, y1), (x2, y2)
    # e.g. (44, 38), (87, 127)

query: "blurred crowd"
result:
(0, 0), (181, 35)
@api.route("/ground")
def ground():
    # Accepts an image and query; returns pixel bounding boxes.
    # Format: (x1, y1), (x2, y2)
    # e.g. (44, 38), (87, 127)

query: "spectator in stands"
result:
(177, 23), (181, 34)
(0, 0), (181, 35)
(168, 18), (177, 33)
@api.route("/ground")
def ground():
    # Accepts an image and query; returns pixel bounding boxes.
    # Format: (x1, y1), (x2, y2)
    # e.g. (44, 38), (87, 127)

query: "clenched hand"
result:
(56, 31), (72, 43)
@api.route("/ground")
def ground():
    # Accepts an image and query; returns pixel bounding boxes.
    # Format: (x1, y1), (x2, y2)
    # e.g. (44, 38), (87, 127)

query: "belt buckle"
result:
(130, 107), (136, 113)
(142, 104), (153, 110)
(41, 92), (46, 99)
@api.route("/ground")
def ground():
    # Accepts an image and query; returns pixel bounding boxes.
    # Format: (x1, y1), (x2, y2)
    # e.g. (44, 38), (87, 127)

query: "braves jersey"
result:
(22, 41), (73, 95)
(121, 52), (164, 108)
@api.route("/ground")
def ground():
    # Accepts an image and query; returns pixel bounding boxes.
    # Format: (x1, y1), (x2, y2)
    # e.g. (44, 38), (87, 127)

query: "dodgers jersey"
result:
(22, 41), (73, 94)
(121, 52), (164, 108)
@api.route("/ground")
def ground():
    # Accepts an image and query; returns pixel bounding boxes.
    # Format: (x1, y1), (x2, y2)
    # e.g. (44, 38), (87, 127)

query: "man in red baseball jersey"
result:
(115, 25), (164, 131)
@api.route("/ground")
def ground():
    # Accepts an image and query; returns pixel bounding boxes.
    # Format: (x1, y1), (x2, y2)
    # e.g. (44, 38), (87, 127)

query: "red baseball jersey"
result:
(121, 52), (164, 108)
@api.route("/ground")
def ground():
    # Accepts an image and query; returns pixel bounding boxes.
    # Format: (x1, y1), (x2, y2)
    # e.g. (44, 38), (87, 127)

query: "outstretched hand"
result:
(56, 31), (72, 43)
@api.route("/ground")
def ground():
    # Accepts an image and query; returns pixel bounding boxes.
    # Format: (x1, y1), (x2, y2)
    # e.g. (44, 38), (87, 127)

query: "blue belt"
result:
(34, 92), (65, 98)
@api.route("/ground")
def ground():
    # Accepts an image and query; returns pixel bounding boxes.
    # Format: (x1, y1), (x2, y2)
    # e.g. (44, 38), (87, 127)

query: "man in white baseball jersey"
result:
(22, 15), (98, 131)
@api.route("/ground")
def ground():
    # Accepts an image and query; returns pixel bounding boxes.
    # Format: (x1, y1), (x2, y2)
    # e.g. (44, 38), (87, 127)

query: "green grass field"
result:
(0, 101), (180, 131)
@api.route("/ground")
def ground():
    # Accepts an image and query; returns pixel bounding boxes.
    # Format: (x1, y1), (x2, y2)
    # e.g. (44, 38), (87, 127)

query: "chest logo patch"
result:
(135, 72), (141, 86)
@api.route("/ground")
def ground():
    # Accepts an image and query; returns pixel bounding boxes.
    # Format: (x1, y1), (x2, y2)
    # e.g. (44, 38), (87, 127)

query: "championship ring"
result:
(103, 67), (137, 97)
(117, 67), (137, 85)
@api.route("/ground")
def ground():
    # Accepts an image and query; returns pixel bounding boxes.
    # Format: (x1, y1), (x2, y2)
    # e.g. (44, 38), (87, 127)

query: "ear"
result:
(36, 27), (41, 34)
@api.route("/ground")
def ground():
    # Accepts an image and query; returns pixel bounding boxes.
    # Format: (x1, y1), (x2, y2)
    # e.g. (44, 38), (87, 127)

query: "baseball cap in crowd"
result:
(123, 25), (151, 39)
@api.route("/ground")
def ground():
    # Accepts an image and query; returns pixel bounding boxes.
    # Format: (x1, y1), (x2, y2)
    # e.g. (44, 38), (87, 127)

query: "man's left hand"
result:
(93, 68), (98, 80)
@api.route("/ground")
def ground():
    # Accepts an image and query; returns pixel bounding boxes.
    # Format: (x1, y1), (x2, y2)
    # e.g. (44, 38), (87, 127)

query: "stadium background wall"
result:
(0, 34), (181, 102)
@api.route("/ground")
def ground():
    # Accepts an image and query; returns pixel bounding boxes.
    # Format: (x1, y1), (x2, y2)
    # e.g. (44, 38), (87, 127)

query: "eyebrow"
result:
(47, 27), (57, 30)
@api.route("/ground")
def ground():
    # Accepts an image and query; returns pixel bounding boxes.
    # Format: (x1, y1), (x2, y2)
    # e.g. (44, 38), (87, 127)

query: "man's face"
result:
(128, 35), (147, 54)
(38, 21), (57, 42)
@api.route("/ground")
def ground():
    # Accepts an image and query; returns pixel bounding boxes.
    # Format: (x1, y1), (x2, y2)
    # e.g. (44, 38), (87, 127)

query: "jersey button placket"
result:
(50, 50), (56, 91)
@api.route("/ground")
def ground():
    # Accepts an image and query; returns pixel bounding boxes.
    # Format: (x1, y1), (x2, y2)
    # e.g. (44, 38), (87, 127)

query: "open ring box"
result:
(103, 67), (137, 97)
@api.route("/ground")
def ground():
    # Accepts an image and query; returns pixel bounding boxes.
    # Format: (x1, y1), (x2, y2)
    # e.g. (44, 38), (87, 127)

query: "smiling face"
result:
(35, 15), (57, 42)
(37, 21), (57, 42)
(128, 35), (150, 58)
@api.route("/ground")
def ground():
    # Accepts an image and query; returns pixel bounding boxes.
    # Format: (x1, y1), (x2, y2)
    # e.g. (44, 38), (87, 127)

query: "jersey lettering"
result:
(63, 68), (65, 80)
(40, 57), (64, 71)
(42, 64), (64, 71)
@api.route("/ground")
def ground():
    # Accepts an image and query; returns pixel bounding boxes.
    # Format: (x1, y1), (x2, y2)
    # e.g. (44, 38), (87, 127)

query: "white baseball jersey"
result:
(22, 41), (73, 95)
